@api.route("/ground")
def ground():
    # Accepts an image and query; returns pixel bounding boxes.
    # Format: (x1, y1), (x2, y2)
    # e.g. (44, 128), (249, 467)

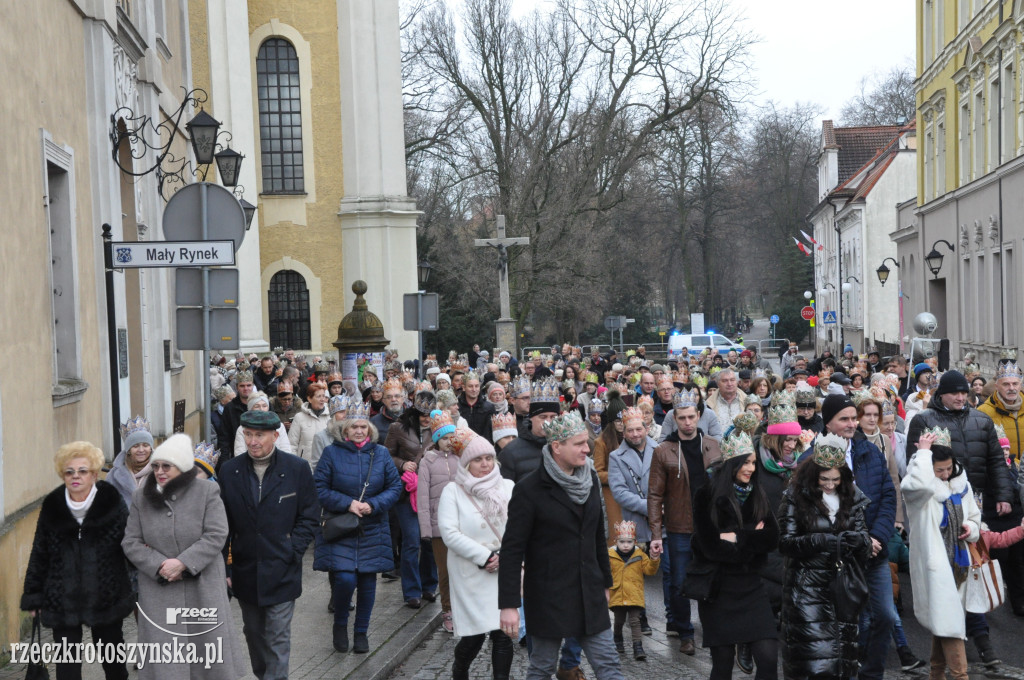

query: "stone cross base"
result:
(495, 318), (519, 358)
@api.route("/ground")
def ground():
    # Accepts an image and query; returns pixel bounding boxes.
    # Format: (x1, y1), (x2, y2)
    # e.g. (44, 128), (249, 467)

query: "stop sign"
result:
(800, 306), (815, 321)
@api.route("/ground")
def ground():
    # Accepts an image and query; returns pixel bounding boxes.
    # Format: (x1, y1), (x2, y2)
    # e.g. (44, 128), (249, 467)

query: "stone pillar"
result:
(336, 0), (419, 360)
(207, 0), (267, 352)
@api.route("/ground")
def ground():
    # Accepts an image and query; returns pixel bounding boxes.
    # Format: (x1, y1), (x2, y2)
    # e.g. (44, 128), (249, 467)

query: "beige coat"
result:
(122, 470), (245, 679)
(288, 402), (328, 469)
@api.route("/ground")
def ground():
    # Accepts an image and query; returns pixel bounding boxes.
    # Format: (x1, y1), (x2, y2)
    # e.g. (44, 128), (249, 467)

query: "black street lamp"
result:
(417, 261), (433, 287)
(185, 109), (221, 165)
(876, 257), (900, 286)
(239, 197), (257, 230)
(925, 239), (955, 279)
(214, 147), (244, 186)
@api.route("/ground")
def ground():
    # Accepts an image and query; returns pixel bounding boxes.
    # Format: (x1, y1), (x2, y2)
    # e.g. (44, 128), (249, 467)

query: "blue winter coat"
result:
(849, 432), (897, 563)
(313, 438), (402, 573)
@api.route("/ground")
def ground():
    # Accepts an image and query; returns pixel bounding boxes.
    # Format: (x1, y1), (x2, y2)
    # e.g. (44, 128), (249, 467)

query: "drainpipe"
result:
(827, 197), (843, 353)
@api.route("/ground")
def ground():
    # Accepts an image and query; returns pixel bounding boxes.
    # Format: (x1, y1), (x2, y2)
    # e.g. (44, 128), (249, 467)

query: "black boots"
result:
(614, 633), (625, 654)
(332, 625), (348, 653)
(353, 632), (369, 654)
(633, 640), (646, 660)
(452, 639), (475, 680)
(492, 635), (514, 680)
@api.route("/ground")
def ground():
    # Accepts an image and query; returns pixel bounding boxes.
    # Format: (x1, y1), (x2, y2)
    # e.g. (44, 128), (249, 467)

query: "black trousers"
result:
(51, 621), (128, 680)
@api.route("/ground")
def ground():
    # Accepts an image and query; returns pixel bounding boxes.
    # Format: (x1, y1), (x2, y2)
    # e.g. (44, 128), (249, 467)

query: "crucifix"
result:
(474, 215), (529, 353)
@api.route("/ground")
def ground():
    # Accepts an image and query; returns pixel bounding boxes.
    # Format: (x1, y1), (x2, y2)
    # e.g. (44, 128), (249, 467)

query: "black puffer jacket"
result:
(754, 441), (792, 611)
(907, 400), (1014, 519)
(497, 429), (546, 482)
(21, 481), (134, 628)
(778, 485), (871, 680)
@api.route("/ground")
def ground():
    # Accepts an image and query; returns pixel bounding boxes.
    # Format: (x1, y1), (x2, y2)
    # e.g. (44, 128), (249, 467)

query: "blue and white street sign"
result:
(822, 310), (837, 324)
(770, 314), (780, 324)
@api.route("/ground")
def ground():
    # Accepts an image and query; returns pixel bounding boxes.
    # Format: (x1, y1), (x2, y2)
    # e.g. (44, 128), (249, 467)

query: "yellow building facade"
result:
(897, 0), (1024, 371)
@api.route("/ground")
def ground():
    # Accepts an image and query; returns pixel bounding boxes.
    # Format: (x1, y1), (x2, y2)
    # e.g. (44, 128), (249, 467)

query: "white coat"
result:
(901, 449), (981, 639)
(288, 403), (328, 469)
(437, 478), (515, 637)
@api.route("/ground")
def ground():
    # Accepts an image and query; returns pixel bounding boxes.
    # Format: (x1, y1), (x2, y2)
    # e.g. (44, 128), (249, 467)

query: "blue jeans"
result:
(890, 600), (908, 648)
(395, 501), (438, 600)
(857, 560), (897, 680)
(332, 571), (377, 632)
(664, 532), (694, 639)
(559, 637), (582, 669)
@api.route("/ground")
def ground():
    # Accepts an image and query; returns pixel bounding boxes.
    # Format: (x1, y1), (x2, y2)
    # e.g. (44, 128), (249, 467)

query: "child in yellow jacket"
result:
(608, 520), (660, 660)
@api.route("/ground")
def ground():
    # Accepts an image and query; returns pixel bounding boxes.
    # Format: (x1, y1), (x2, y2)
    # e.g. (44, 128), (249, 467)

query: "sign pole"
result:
(200, 183), (212, 444)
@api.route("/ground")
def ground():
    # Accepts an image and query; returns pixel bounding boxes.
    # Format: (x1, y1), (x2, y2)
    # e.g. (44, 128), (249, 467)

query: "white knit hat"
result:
(151, 433), (195, 472)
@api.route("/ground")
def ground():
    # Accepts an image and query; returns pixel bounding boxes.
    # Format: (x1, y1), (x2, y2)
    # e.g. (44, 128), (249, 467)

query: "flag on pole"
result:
(800, 229), (824, 251)
(792, 237), (811, 256)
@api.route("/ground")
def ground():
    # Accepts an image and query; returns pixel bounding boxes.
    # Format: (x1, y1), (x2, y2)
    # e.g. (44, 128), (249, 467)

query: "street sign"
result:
(604, 315), (628, 331)
(822, 310), (838, 324)
(176, 308), (239, 350)
(800, 306), (815, 321)
(403, 293), (440, 331)
(770, 314), (779, 324)
(110, 241), (234, 268)
(162, 182), (247, 252)
(176, 269), (239, 307)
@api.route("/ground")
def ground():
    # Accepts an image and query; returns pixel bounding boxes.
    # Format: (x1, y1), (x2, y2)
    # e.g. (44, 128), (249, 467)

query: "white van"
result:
(667, 333), (745, 358)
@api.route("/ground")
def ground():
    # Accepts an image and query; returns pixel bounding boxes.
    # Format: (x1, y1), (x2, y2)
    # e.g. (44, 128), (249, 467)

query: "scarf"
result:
(454, 463), (509, 526)
(734, 482), (753, 505)
(759, 444), (798, 477)
(65, 484), (98, 525)
(492, 400), (509, 415)
(863, 429), (888, 459)
(938, 482), (971, 586)
(1001, 393), (1022, 415)
(541, 446), (594, 505)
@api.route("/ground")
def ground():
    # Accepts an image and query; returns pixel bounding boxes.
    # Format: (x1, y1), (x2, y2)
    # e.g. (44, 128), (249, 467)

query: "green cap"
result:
(240, 410), (281, 431)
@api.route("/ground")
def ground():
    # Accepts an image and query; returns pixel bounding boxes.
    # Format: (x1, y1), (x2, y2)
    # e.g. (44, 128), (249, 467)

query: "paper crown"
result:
(636, 395), (655, 409)
(813, 433), (848, 469)
(509, 375), (532, 397)
(881, 400), (896, 416)
(673, 388), (701, 410)
(382, 377), (403, 392)
(721, 431), (754, 461)
(620, 406), (644, 426)
(770, 390), (795, 408)
(347, 401), (371, 420)
(326, 372), (344, 385)
(313, 361), (330, 373)
(1000, 348), (1018, 361)
(655, 375), (675, 390)
(120, 415), (152, 441)
(587, 398), (605, 414)
(449, 428), (477, 456)
(752, 368), (767, 379)
(994, 423), (1008, 440)
(385, 360), (403, 373)
(414, 390), (437, 414)
(850, 389), (878, 407)
(767, 402), (798, 426)
(744, 393), (761, 407)
(692, 374), (709, 389)
(542, 410), (587, 442)
(996, 361), (1023, 380)
(584, 372), (600, 385)
(614, 520), (637, 541)
(193, 441), (219, 476)
(531, 377), (562, 403)
(732, 412), (760, 435)
(235, 370), (254, 384)
(329, 394), (350, 415)
(923, 426), (952, 447)
(491, 411), (516, 432)
(430, 409), (456, 441)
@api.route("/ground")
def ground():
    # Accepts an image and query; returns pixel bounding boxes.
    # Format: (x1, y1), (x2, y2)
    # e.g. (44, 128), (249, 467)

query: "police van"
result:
(667, 333), (746, 358)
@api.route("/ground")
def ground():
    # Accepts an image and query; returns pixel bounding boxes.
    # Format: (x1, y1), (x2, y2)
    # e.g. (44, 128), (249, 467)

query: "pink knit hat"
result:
(459, 434), (497, 466)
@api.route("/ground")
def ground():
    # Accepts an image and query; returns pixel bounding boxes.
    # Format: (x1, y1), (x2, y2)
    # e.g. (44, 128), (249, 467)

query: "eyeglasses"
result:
(63, 468), (92, 478)
(151, 463), (175, 472)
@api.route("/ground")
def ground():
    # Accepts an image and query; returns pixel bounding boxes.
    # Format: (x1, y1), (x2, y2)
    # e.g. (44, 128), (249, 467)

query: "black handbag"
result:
(25, 617), (49, 680)
(320, 447), (375, 542)
(680, 555), (720, 602)
(830, 531), (869, 620)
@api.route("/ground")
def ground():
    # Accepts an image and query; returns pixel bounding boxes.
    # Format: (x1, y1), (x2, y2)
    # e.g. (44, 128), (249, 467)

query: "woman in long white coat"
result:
(901, 429), (981, 680)
(437, 432), (515, 680)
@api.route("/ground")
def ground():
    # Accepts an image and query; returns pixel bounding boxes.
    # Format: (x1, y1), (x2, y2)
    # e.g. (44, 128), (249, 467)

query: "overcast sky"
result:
(509, 0), (916, 122)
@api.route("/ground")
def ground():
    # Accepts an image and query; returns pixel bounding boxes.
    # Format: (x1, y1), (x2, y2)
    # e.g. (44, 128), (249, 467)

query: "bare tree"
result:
(839, 64), (915, 127)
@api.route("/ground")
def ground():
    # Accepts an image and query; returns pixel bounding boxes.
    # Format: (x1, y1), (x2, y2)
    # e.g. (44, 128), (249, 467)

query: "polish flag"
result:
(793, 237), (811, 256)
(800, 229), (824, 250)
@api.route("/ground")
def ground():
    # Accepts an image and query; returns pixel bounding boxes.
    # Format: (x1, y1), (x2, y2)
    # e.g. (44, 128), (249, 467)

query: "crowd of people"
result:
(20, 339), (1024, 680)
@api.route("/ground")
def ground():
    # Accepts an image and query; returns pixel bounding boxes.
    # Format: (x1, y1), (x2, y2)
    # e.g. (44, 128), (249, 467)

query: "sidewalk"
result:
(0, 553), (441, 680)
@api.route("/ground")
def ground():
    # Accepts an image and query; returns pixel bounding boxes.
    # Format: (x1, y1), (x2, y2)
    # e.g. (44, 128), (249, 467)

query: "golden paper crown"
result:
(813, 433), (848, 469)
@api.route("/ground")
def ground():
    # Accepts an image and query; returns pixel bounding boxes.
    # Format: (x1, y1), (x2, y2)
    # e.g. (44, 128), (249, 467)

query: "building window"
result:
(268, 270), (311, 349)
(988, 76), (999, 171)
(973, 89), (984, 179)
(256, 38), (305, 194)
(42, 135), (82, 386)
(959, 99), (970, 184)
(1002, 61), (1015, 163)
(936, 114), (946, 196)
(934, 0), (944, 60)
(924, 122), (934, 200)
(924, 1), (934, 63)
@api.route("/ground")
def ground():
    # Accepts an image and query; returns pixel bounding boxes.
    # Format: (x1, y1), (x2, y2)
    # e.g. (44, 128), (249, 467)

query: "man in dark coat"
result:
(370, 379), (404, 444)
(499, 412), (624, 680)
(220, 370), (255, 468)
(818, 394), (897, 680)
(498, 378), (562, 482)
(253, 356), (280, 394)
(458, 373), (495, 439)
(219, 410), (319, 680)
(906, 369), (1015, 663)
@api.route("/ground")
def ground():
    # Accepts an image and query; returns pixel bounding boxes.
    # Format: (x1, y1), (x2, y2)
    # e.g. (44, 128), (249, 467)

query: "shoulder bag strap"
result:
(357, 447), (376, 503)
(464, 490), (504, 542)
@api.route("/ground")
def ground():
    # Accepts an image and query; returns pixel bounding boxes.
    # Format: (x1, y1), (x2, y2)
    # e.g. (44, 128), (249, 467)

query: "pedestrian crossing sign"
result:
(822, 311), (837, 324)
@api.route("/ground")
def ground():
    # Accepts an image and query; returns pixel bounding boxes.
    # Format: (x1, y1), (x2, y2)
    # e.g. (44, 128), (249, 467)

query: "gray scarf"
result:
(541, 445), (594, 504)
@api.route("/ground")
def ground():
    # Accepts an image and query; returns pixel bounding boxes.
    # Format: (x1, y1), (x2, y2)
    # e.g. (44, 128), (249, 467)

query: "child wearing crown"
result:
(607, 520), (660, 661)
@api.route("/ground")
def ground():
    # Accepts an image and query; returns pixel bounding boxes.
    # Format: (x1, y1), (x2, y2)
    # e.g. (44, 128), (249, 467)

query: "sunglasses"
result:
(151, 462), (176, 472)
(63, 468), (92, 478)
